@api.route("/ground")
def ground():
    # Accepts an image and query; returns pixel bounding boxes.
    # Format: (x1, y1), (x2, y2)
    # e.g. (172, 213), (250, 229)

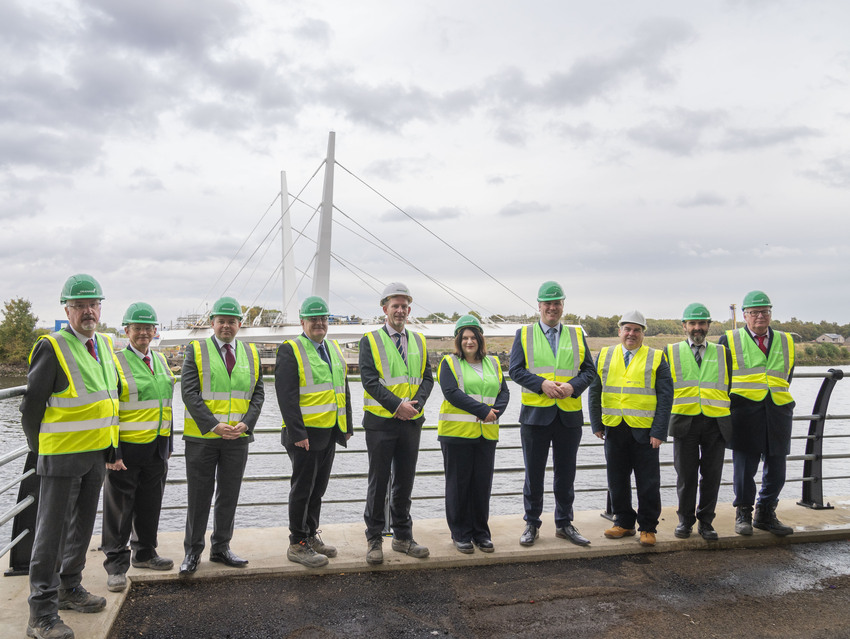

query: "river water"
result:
(2, 367), (849, 539)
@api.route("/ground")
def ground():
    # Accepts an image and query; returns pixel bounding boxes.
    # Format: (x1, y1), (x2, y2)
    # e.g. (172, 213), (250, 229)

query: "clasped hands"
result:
(541, 379), (574, 400)
(213, 421), (248, 439)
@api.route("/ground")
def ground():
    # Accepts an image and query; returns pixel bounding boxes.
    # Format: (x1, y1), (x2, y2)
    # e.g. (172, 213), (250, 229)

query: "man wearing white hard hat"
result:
(360, 282), (434, 565)
(589, 310), (673, 547)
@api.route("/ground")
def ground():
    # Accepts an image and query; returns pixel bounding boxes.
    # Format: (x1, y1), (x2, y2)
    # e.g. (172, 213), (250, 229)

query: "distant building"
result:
(815, 333), (845, 344)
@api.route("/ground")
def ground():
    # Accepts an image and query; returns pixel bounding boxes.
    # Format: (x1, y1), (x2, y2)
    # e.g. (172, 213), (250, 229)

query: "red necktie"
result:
(85, 338), (98, 361)
(143, 355), (153, 373)
(223, 343), (236, 375)
(756, 334), (768, 355)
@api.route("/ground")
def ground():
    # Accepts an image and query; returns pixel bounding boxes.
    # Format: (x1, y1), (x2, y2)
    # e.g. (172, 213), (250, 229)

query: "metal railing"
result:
(2, 368), (847, 575)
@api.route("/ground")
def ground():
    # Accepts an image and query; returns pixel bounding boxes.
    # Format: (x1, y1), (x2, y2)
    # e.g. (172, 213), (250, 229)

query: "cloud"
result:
(293, 18), (332, 46)
(129, 168), (165, 192)
(628, 108), (726, 156)
(677, 192), (727, 207)
(676, 241), (732, 258)
(498, 201), (550, 217)
(378, 205), (463, 222)
(801, 154), (850, 189)
(717, 126), (821, 151)
(364, 156), (433, 181)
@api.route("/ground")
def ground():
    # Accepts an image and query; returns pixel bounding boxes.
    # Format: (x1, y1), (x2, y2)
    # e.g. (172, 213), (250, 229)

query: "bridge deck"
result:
(3, 498), (850, 638)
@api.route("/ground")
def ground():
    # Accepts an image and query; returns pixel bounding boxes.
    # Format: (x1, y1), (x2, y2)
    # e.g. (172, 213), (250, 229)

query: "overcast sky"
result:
(2, 0), (849, 329)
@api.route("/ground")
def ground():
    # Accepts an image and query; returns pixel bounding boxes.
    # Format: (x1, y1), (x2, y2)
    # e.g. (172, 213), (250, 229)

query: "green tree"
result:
(0, 298), (39, 364)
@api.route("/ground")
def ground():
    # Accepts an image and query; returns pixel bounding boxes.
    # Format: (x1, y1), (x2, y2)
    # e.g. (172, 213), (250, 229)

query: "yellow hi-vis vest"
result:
(519, 323), (585, 412)
(31, 330), (119, 455)
(437, 355), (503, 440)
(183, 338), (260, 439)
(597, 345), (663, 429)
(281, 335), (348, 432)
(725, 328), (794, 405)
(666, 341), (730, 418)
(363, 329), (426, 419)
(114, 348), (176, 444)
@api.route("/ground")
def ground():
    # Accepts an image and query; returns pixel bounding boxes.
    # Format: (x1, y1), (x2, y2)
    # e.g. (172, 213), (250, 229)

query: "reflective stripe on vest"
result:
(183, 338), (260, 438)
(597, 345), (662, 429)
(282, 335), (348, 432)
(437, 355), (502, 440)
(114, 349), (176, 443)
(666, 341), (730, 417)
(363, 329), (427, 419)
(34, 331), (120, 455)
(726, 328), (794, 405)
(519, 323), (584, 412)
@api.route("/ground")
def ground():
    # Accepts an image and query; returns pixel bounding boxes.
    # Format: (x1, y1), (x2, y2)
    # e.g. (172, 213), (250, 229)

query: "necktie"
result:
(223, 343), (236, 375)
(693, 344), (702, 367)
(756, 334), (768, 355)
(623, 350), (631, 367)
(317, 342), (331, 367)
(393, 333), (406, 362)
(85, 338), (98, 361)
(143, 355), (153, 373)
(546, 327), (558, 354)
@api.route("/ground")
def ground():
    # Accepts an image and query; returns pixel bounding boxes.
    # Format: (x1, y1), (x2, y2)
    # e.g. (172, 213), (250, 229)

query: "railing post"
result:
(797, 368), (843, 510)
(382, 467), (394, 536)
(5, 450), (39, 576)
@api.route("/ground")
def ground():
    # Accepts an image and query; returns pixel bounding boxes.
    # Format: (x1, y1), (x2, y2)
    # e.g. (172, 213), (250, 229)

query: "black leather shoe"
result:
(179, 554), (200, 576)
(555, 524), (590, 546)
(674, 523), (692, 539)
(474, 538), (494, 553)
(454, 540), (474, 554)
(519, 523), (539, 546)
(698, 522), (718, 541)
(210, 549), (249, 567)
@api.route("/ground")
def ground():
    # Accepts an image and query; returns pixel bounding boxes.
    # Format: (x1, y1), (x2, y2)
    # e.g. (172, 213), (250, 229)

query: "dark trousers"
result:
(363, 424), (421, 540)
(520, 421), (582, 528)
(102, 457), (168, 574)
(604, 424), (661, 532)
(183, 441), (248, 555)
(285, 441), (335, 544)
(732, 450), (786, 507)
(441, 439), (497, 543)
(673, 415), (726, 526)
(29, 459), (105, 618)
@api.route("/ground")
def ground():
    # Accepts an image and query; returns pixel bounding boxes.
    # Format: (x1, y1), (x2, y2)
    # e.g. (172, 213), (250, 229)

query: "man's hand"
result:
(594, 430), (605, 440)
(294, 438), (310, 451)
(106, 459), (127, 471)
(650, 437), (663, 449)
(213, 422), (247, 440)
(483, 409), (499, 423)
(541, 380), (574, 399)
(395, 400), (419, 421)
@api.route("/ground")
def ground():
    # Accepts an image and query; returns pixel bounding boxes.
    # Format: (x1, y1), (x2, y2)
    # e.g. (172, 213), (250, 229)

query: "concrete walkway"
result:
(3, 497), (850, 638)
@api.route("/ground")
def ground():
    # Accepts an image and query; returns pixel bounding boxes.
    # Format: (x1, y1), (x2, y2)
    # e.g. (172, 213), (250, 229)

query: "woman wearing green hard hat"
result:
(437, 314), (510, 554)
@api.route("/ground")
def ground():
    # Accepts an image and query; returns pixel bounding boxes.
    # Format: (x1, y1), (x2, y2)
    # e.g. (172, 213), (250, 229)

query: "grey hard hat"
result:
(380, 282), (413, 305)
(618, 310), (647, 329)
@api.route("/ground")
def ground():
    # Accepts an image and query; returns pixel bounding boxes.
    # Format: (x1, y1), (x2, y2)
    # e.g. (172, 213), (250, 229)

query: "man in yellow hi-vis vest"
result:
(276, 296), (352, 569)
(360, 282), (433, 565)
(589, 310), (673, 547)
(179, 296), (264, 576)
(20, 274), (119, 639)
(718, 290), (795, 537)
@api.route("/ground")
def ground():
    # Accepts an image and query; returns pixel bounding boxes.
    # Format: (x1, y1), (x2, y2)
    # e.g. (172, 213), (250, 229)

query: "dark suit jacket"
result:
(358, 326), (434, 430)
(588, 346), (674, 444)
(666, 340), (733, 442)
(181, 339), (265, 448)
(20, 328), (117, 475)
(718, 327), (795, 455)
(508, 325), (597, 427)
(438, 355), (510, 442)
(275, 337), (352, 450)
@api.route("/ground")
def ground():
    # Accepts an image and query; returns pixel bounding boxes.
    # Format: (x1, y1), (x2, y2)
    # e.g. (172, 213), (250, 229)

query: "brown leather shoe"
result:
(604, 525), (636, 539)
(640, 531), (657, 546)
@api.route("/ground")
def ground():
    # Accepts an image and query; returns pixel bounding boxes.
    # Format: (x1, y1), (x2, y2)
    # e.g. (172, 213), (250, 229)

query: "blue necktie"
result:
(546, 327), (558, 354)
(317, 342), (331, 367)
(623, 350), (631, 367)
(393, 333), (405, 362)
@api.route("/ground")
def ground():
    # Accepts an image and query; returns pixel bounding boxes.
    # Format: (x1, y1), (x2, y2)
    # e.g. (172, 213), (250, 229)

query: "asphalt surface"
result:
(110, 540), (850, 639)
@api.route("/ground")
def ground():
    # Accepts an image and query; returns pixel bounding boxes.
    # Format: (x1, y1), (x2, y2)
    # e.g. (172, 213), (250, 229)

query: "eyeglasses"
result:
(746, 310), (771, 317)
(305, 316), (328, 324)
(67, 301), (101, 310)
(129, 324), (156, 333)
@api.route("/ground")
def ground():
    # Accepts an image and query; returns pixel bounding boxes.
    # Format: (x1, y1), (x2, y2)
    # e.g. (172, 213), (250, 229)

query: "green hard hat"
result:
(300, 295), (330, 318)
(60, 273), (104, 303)
(210, 296), (243, 318)
(742, 290), (772, 309)
(682, 302), (711, 322)
(122, 302), (158, 325)
(454, 314), (482, 336)
(537, 280), (565, 302)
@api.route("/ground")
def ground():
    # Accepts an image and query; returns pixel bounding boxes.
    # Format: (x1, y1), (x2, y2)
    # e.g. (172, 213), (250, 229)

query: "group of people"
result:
(19, 273), (796, 639)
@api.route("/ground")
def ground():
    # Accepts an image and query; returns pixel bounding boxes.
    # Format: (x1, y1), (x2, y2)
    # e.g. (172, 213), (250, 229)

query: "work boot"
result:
(308, 532), (338, 558)
(735, 505), (754, 536)
(58, 585), (106, 613)
(106, 573), (127, 592)
(753, 502), (794, 536)
(287, 540), (329, 568)
(26, 613), (74, 639)
(366, 537), (383, 565)
(391, 537), (430, 558)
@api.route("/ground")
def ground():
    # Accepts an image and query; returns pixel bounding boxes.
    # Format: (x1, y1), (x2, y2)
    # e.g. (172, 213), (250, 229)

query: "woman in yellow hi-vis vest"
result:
(437, 315), (510, 553)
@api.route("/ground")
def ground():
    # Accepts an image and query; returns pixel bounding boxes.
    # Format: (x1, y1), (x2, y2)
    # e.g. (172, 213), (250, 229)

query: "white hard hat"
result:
(618, 309), (647, 329)
(380, 282), (413, 305)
